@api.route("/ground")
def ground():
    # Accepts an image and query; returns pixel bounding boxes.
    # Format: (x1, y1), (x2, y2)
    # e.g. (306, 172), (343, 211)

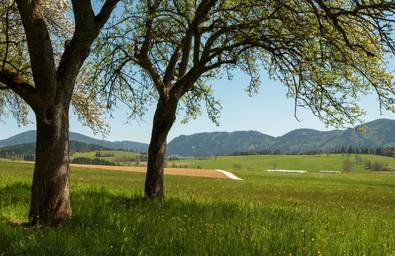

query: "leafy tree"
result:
(371, 161), (385, 171)
(0, 0), (120, 225)
(343, 158), (353, 172)
(91, 0), (395, 199)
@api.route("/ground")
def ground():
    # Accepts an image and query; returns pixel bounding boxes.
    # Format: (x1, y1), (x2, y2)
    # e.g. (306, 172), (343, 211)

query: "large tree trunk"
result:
(145, 97), (178, 199)
(29, 104), (71, 226)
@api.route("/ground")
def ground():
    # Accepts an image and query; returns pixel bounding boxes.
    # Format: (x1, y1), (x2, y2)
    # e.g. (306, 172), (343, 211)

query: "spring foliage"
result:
(0, 0), (108, 134)
(91, 0), (395, 127)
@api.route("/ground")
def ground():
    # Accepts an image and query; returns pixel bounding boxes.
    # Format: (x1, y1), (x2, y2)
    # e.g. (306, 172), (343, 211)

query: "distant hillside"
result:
(167, 131), (274, 156)
(2, 118), (395, 157)
(0, 131), (149, 152)
(0, 141), (109, 156)
(167, 119), (395, 156)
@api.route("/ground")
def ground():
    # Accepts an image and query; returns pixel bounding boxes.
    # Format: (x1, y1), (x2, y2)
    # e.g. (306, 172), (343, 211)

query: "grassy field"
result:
(0, 154), (395, 255)
(169, 154), (395, 172)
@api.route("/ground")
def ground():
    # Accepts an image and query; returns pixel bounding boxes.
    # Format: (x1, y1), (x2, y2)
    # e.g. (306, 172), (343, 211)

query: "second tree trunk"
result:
(145, 97), (177, 199)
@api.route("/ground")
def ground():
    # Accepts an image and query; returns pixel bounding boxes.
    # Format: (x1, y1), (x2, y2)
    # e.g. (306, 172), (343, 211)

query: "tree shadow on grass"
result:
(0, 182), (322, 256)
(0, 182), (31, 206)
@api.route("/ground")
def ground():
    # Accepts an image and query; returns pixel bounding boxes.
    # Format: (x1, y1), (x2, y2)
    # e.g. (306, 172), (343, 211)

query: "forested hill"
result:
(167, 119), (395, 156)
(1, 118), (395, 156)
(0, 131), (149, 152)
(0, 141), (109, 156)
(167, 131), (275, 156)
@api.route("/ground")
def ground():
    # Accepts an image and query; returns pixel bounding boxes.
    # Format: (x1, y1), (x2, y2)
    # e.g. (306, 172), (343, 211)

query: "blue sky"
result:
(1, 69), (394, 143)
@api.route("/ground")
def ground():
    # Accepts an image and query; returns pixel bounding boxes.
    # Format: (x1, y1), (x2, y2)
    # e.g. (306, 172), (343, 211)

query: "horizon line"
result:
(1, 117), (393, 143)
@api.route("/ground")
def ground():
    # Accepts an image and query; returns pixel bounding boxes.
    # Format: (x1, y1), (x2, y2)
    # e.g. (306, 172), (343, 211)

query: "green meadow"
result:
(0, 154), (395, 255)
(71, 150), (142, 165)
(171, 154), (395, 172)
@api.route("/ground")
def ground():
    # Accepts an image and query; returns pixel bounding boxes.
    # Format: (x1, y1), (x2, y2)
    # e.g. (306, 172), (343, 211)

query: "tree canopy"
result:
(91, 0), (395, 127)
(0, 0), (109, 134)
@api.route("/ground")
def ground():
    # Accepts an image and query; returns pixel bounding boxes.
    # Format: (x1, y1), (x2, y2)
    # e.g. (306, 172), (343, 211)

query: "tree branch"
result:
(16, 0), (57, 103)
(135, 1), (167, 96)
(71, 0), (95, 33)
(178, 0), (218, 77)
(95, 0), (121, 28)
(0, 69), (43, 109)
(58, 0), (121, 102)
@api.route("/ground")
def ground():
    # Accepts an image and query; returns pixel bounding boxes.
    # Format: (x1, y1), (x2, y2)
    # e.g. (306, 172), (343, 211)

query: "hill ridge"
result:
(167, 119), (395, 155)
(1, 118), (394, 156)
(0, 131), (148, 152)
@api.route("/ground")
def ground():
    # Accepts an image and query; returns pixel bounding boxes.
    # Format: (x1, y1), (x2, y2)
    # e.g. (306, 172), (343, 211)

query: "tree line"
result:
(230, 147), (395, 158)
(1, 0), (395, 226)
(0, 152), (35, 161)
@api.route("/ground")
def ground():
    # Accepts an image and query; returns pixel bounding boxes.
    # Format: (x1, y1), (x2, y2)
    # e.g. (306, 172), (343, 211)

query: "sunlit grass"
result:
(169, 154), (395, 173)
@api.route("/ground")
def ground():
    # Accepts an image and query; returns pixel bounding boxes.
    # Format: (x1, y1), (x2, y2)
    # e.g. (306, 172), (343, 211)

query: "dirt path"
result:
(116, 161), (192, 167)
(216, 169), (244, 180)
(71, 164), (234, 179)
(13, 160), (243, 180)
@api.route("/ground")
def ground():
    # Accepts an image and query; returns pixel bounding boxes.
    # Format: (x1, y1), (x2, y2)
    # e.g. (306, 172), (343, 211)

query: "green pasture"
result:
(170, 154), (395, 173)
(71, 150), (141, 165)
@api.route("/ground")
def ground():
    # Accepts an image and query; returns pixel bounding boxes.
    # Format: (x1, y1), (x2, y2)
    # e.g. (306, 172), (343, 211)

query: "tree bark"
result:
(145, 97), (178, 199)
(29, 103), (71, 226)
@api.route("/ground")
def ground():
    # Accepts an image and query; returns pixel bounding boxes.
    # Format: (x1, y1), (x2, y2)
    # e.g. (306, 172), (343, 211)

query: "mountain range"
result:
(0, 131), (148, 152)
(0, 118), (394, 156)
(167, 119), (395, 155)
(0, 141), (108, 156)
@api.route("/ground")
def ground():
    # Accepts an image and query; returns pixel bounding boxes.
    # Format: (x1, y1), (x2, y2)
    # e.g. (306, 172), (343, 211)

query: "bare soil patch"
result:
(71, 164), (228, 179)
(108, 161), (191, 167)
